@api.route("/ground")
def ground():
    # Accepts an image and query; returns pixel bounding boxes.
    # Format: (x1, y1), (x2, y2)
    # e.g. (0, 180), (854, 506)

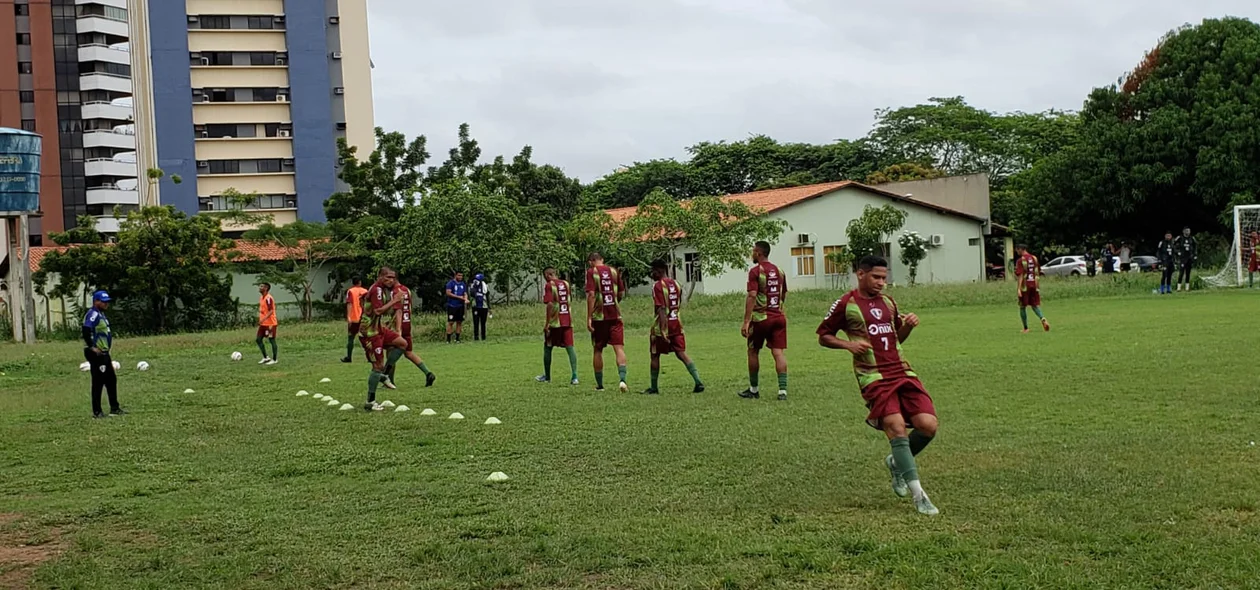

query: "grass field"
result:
(2, 282), (1259, 589)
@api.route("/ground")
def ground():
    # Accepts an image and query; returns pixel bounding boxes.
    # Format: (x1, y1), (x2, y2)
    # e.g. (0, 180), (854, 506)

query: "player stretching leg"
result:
(585, 253), (628, 392)
(645, 260), (703, 395)
(383, 280), (436, 389)
(360, 268), (411, 410)
(740, 241), (789, 401)
(536, 268), (580, 385)
(817, 255), (940, 516)
(1015, 245), (1049, 333)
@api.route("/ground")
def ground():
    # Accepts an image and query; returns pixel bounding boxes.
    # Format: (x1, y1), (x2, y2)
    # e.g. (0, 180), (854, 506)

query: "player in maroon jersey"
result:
(816, 255), (940, 516)
(1015, 245), (1049, 333)
(380, 280), (436, 391)
(644, 260), (704, 395)
(535, 267), (580, 385)
(358, 268), (411, 410)
(740, 241), (789, 401)
(585, 252), (628, 392)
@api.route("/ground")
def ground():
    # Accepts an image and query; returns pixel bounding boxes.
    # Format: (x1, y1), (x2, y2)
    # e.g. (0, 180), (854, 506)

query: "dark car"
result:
(1132, 255), (1160, 272)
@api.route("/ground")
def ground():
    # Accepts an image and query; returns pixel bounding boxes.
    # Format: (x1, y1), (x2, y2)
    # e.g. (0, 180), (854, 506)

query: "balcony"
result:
(85, 158), (137, 178)
(82, 130), (136, 150)
(78, 44), (131, 66)
(92, 216), (122, 233)
(81, 101), (133, 123)
(86, 186), (140, 206)
(76, 16), (128, 37)
(74, 0), (128, 7)
(80, 72), (131, 93)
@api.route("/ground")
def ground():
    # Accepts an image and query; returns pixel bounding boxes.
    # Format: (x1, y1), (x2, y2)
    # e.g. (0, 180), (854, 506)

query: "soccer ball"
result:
(79, 361), (90, 372)
(230, 351), (243, 361)
(137, 361), (150, 371)
(111, 360), (121, 371)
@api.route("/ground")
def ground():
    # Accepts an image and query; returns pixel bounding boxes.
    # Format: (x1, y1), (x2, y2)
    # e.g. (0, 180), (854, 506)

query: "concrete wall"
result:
(880, 173), (991, 226)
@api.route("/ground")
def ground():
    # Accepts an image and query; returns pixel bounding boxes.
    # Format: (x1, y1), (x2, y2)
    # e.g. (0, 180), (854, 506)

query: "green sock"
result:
(256, 337), (267, 358)
(650, 368), (659, 391)
(909, 430), (934, 456)
(1032, 307), (1045, 320)
(617, 365), (627, 384)
(416, 363), (431, 376)
(777, 372), (787, 392)
(595, 371), (604, 389)
(386, 362), (396, 383)
(1020, 307), (1028, 329)
(367, 371), (381, 402)
(566, 347), (578, 380)
(543, 346), (554, 380)
(749, 370), (759, 391)
(386, 347), (404, 367)
(890, 437), (919, 482)
(269, 338), (277, 360)
(686, 362), (702, 385)
(346, 334), (355, 358)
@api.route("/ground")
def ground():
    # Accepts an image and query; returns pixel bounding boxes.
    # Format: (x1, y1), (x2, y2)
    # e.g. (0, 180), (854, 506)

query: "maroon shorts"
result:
(747, 316), (787, 350)
(546, 326), (574, 348)
(1018, 288), (1041, 307)
(591, 320), (624, 349)
(403, 335), (413, 352)
(360, 334), (384, 364)
(257, 325), (276, 339)
(861, 377), (936, 430)
(651, 334), (686, 355)
(347, 321), (361, 335)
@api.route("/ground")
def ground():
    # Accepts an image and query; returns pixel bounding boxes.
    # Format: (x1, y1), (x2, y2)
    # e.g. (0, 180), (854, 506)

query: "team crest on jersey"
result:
(871, 307), (883, 320)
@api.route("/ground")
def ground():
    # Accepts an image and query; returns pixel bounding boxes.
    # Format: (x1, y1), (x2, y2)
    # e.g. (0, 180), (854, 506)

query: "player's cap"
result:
(93, 290), (112, 302)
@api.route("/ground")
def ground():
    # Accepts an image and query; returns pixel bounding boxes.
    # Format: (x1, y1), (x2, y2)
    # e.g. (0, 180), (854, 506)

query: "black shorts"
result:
(447, 307), (465, 323)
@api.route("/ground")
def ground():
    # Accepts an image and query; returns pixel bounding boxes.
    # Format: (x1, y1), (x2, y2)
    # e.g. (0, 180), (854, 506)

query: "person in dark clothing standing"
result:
(1173, 227), (1197, 291)
(1102, 244), (1116, 274)
(1156, 231), (1176, 294)
(1084, 249), (1097, 277)
(470, 273), (490, 341)
(83, 290), (125, 418)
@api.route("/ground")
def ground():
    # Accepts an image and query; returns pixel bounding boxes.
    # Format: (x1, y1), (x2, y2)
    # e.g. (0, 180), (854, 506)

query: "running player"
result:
(535, 267), (579, 385)
(585, 252), (627, 392)
(645, 260), (704, 395)
(358, 267), (410, 411)
(256, 282), (278, 365)
(341, 277), (368, 363)
(1015, 244), (1049, 333)
(382, 279), (436, 388)
(740, 241), (788, 401)
(816, 255), (940, 516)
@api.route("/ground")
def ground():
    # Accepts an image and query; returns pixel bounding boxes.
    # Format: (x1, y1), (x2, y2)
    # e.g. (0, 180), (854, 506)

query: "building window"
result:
(822, 245), (847, 275)
(15, 4), (29, 16)
(253, 88), (278, 102)
(683, 252), (702, 283)
(207, 160), (241, 174)
(18, 62), (32, 74)
(16, 33), (31, 45)
(791, 246), (816, 277)
(76, 4), (128, 22)
(21, 120), (36, 132)
(249, 52), (277, 66)
(199, 15), (231, 29)
(19, 91), (34, 103)
(247, 16), (275, 29)
(256, 159), (282, 173)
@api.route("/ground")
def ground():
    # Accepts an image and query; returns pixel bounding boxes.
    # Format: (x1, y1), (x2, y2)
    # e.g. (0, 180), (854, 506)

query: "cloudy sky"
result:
(365, 0), (1259, 183)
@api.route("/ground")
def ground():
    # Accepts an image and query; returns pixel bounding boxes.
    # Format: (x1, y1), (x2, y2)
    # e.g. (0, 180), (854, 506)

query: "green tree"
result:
(865, 163), (947, 185)
(846, 204), (908, 260)
(34, 206), (233, 333)
(896, 231), (930, 285)
(228, 221), (355, 321)
(582, 159), (699, 210)
(324, 127), (429, 222)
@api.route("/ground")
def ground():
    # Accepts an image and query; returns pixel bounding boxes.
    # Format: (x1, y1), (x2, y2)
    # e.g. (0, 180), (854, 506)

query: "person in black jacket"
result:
(83, 290), (125, 418)
(1173, 227), (1197, 291)
(1156, 231), (1176, 294)
(470, 273), (490, 341)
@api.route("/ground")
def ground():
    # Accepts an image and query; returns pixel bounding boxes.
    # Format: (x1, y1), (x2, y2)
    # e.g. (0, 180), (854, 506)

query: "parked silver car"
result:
(1042, 255), (1089, 276)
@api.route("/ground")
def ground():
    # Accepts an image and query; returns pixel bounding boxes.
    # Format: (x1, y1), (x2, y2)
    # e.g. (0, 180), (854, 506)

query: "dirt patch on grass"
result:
(0, 514), (65, 590)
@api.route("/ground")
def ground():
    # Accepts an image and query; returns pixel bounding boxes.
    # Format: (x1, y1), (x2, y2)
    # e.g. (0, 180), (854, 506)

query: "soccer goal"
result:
(1204, 204), (1260, 287)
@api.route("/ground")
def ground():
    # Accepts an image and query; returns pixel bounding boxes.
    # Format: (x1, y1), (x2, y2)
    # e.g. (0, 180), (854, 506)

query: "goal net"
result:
(1204, 205), (1260, 287)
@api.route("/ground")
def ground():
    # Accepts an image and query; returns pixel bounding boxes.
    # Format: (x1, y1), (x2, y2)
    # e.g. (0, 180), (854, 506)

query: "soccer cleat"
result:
(885, 455), (909, 498)
(340, 356), (351, 363)
(363, 402), (385, 411)
(738, 389), (760, 399)
(1042, 318), (1051, 332)
(1021, 329), (1029, 334)
(619, 381), (629, 393)
(693, 383), (705, 393)
(425, 373), (436, 388)
(93, 412), (109, 419)
(535, 375), (550, 383)
(265, 359), (278, 366)
(914, 494), (940, 516)
(594, 386), (605, 392)
(110, 408), (127, 416)
(381, 377), (397, 390)
(571, 378), (580, 386)
(777, 391), (787, 401)
(641, 388), (660, 395)
(258, 357), (271, 364)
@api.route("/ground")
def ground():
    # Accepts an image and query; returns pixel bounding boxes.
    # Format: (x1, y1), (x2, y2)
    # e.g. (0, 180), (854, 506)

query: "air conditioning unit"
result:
(199, 95), (211, 102)
(929, 234), (945, 247)
(335, 122), (346, 131)
(198, 131), (209, 138)
(333, 87), (344, 95)
(329, 16), (340, 24)
(197, 160), (209, 168)
(275, 58), (287, 66)
(278, 129), (291, 137)
(331, 51), (342, 59)
(274, 15), (285, 23)
(187, 15), (199, 23)
(282, 158), (295, 167)
(795, 233), (813, 246)
(276, 95), (288, 102)
(200, 57), (210, 66)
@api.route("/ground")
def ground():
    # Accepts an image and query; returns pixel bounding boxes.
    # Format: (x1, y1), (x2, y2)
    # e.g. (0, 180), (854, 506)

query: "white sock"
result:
(750, 386), (759, 393)
(907, 479), (926, 500)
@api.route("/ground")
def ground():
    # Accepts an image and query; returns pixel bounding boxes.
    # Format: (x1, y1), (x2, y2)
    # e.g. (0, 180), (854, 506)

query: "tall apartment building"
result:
(0, 0), (139, 243)
(130, 0), (375, 231)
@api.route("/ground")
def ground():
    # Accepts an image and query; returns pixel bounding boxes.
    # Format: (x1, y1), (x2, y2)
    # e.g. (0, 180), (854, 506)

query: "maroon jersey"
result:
(747, 261), (786, 321)
(359, 280), (390, 336)
(651, 277), (683, 337)
(1017, 253), (1040, 291)
(543, 279), (573, 329)
(393, 284), (413, 336)
(816, 290), (917, 389)
(584, 264), (622, 321)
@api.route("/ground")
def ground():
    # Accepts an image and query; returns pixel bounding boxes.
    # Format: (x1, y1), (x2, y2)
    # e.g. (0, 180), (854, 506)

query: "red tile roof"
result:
(605, 180), (986, 223)
(24, 240), (317, 272)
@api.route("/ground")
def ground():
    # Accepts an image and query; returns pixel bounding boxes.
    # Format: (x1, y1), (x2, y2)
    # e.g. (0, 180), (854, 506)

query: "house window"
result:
(683, 252), (702, 283)
(822, 245), (846, 275)
(18, 62), (32, 74)
(19, 91), (34, 103)
(16, 33), (31, 45)
(791, 246), (815, 277)
(968, 237), (981, 246)
(21, 119), (36, 132)
(15, 4), (29, 16)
